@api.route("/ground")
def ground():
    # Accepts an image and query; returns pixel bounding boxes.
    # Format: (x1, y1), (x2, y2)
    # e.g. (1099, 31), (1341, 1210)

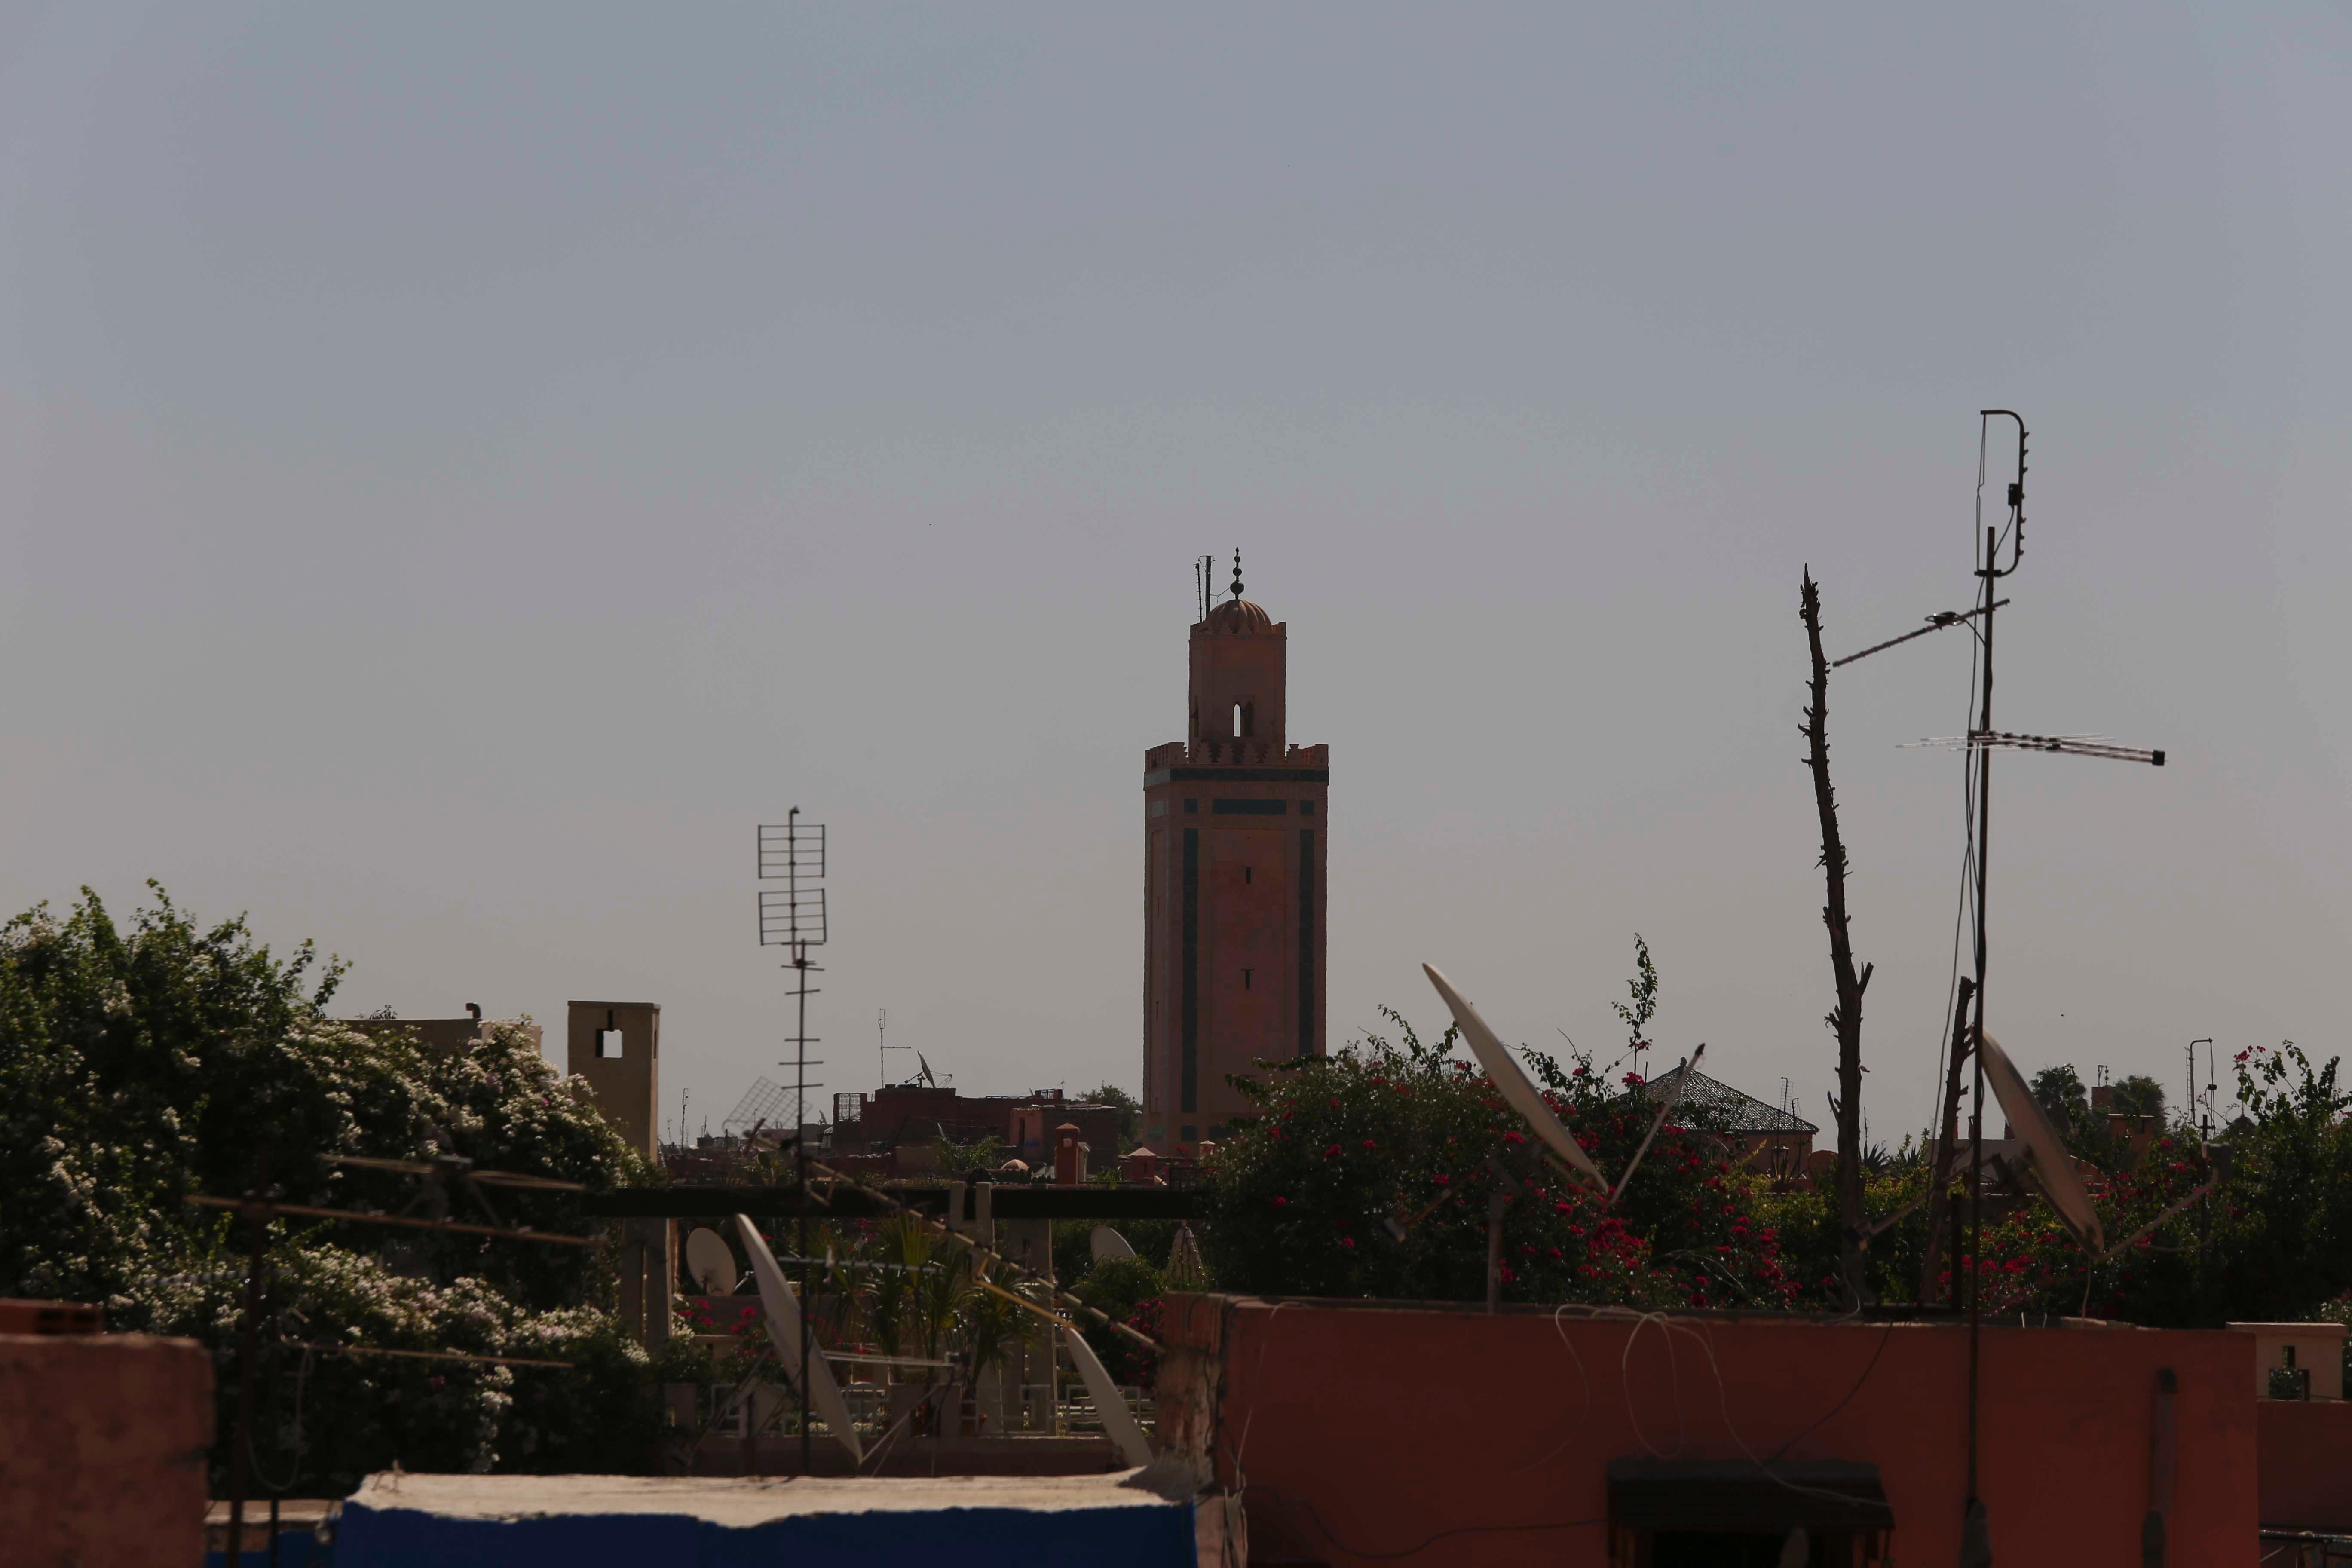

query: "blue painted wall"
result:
(334, 1500), (1196, 1568)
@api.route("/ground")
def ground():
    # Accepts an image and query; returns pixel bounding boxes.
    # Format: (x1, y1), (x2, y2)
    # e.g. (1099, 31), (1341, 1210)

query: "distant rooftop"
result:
(1643, 1064), (1818, 1135)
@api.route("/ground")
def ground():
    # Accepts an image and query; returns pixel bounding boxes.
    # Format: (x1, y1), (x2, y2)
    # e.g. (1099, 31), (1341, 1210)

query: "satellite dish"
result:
(1059, 1316), (1155, 1468)
(1978, 1032), (2104, 1252)
(1423, 964), (1607, 1192)
(1090, 1227), (1136, 1263)
(684, 1227), (738, 1295)
(734, 1213), (864, 1464)
(917, 1051), (937, 1087)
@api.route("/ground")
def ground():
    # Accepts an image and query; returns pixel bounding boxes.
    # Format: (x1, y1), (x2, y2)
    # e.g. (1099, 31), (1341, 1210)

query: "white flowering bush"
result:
(0, 885), (676, 1491)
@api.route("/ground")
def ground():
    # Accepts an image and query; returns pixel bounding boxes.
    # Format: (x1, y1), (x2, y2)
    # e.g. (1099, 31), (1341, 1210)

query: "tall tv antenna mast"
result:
(1832, 412), (2165, 1562)
(758, 808), (827, 1474)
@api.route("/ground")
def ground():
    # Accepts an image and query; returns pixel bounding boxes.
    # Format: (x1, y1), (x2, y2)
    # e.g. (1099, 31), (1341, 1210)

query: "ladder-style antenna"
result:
(757, 807), (828, 1474)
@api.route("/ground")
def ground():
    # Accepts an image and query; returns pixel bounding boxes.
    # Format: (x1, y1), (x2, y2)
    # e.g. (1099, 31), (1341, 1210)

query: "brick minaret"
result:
(1142, 556), (1329, 1153)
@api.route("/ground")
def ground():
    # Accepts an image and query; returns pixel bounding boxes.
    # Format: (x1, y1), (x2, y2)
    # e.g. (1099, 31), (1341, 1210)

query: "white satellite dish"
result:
(1423, 964), (1607, 1192)
(734, 1213), (864, 1464)
(1089, 1227), (1136, 1263)
(1060, 1317), (1154, 1468)
(1977, 1032), (2104, 1253)
(684, 1227), (738, 1296)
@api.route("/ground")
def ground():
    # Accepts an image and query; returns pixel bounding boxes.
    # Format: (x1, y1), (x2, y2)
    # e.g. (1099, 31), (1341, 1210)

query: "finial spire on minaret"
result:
(1230, 549), (1244, 601)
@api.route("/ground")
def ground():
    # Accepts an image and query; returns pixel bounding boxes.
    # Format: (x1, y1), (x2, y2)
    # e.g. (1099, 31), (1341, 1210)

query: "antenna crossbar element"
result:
(757, 886), (828, 947)
(757, 821), (825, 881)
(1832, 599), (2009, 668)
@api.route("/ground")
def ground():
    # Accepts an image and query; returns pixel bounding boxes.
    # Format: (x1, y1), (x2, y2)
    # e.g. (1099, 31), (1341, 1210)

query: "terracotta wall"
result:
(1158, 1295), (2258, 1567)
(2256, 1400), (2352, 1532)
(0, 1332), (213, 1566)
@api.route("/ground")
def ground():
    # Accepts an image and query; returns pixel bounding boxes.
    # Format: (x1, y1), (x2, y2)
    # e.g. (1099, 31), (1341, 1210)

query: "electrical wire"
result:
(244, 1341), (314, 1495)
(1620, 1310), (1687, 1458)
(1923, 426), (1998, 1148)
(1678, 1316), (1896, 1513)
(1537, 1305), (1899, 1512)
(1507, 1305), (1596, 1475)
(1759, 1321), (1897, 1466)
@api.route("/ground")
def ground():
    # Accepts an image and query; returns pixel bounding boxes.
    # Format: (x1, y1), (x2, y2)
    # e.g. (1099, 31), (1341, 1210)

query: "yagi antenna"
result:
(1904, 730), (2165, 767)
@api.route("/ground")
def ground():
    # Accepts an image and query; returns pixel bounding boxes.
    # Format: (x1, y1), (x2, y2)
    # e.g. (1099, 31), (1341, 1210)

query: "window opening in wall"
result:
(1244, 865), (1253, 884)
(597, 1007), (623, 1059)
(1243, 968), (1253, 989)
(1232, 702), (1243, 737)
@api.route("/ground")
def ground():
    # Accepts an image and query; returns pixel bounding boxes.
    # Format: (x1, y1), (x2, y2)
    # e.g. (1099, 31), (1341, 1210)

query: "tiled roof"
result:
(1643, 1064), (1818, 1134)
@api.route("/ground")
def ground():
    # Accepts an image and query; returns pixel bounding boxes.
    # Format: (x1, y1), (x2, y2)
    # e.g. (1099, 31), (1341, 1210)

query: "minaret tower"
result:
(1142, 553), (1329, 1153)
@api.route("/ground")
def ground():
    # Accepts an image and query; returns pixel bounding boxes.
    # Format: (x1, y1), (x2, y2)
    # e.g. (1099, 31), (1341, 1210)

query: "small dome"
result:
(1204, 597), (1274, 633)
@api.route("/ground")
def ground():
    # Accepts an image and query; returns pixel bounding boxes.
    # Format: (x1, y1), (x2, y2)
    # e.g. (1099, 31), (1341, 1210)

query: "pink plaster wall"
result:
(0, 1331), (214, 1566)
(1159, 1296), (2258, 1567)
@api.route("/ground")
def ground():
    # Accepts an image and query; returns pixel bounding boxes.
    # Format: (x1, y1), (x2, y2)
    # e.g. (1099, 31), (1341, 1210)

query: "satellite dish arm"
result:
(2090, 1173), (2223, 1265)
(1854, 1186), (1933, 1247)
(1606, 1044), (1706, 1210)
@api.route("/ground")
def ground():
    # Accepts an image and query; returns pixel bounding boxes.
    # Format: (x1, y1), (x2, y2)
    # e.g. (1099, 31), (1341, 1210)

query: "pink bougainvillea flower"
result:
(1324, 1143), (1342, 1158)
(1272, 1196), (1288, 1208)
(1362, 1139), (1378, 1151)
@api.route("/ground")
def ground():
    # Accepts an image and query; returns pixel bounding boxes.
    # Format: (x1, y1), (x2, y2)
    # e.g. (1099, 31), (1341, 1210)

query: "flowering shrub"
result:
(0, 886), (663, 1492)
(1203, 1007), (1794, 1309)
(1952, 1042), (2352, 1326)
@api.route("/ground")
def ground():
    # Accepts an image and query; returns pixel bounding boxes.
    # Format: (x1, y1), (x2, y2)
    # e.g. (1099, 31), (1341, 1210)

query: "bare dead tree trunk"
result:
(1919, 974), (1975, 1300)
(1800, 569), (1873, 1302)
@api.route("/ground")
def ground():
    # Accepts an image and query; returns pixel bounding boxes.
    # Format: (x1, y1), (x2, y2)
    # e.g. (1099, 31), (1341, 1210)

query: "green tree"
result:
(2111, 1074), (2167, 1121)
(1612, 934), (1660, 1063)
(1082, 1082), (1142, 1152)
(931, 1131), (1008, 1176)
(0, 886), (667, 1492)
(2030, 1063), (2095, 1149)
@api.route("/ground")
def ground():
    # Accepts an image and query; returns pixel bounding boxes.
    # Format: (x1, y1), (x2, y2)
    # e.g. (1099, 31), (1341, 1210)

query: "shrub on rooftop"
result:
(0, 885), (663, 1493)
(1201, 1006), (1794, 1310)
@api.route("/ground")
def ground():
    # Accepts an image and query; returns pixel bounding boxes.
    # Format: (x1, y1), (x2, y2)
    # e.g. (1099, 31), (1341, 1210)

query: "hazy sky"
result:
(5, 4), (2346, 1145)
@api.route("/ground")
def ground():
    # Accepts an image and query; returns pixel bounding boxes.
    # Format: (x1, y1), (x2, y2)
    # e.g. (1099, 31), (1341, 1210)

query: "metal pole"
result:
(225, 1200), (267, 1568)
(788, 802), (812, 1476)
(1964, 512), (1993, 1527)
(796, 939), (812, 1476)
